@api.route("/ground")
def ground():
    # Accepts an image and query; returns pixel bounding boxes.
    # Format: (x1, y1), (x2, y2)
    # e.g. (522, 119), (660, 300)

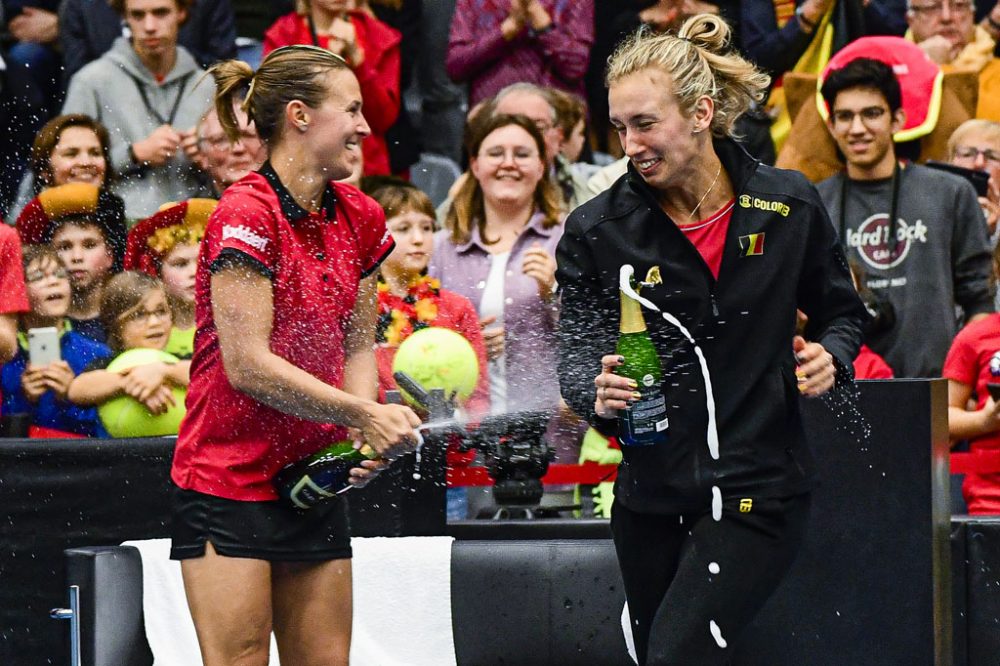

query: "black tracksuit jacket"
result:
(555, 139), (869, 513)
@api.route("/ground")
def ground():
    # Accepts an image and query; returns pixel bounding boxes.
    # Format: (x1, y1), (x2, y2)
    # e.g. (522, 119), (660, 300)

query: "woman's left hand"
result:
(348, 456), (391, 489)
(793, 335), (836, 397)
(522, 242), (557, 301)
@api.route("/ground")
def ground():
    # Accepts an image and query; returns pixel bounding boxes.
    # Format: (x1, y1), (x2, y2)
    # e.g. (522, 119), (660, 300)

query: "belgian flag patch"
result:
(738, 233), (765, 257)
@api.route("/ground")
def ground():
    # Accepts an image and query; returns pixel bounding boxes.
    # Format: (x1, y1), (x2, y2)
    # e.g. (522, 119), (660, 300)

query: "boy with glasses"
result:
(817, 56), (994, 377)
(1, 245), (112, 437)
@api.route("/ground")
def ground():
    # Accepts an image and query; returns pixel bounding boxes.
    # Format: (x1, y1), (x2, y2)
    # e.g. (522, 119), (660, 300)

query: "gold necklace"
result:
(688, 164), (723, 221)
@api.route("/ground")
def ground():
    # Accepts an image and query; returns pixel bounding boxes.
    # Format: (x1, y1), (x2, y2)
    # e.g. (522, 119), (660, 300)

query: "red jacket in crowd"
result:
(263, 11), (401, 176)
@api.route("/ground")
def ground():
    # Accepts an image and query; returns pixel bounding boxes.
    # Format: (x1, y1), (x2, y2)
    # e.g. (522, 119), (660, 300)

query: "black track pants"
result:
(610, 493), (811, 666)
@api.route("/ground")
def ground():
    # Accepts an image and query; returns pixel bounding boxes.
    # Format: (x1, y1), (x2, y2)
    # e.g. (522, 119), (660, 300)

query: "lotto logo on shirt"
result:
(222, 225), (269, 251)
(845, 214), (928, 270)
(989, 351), (1000, 377)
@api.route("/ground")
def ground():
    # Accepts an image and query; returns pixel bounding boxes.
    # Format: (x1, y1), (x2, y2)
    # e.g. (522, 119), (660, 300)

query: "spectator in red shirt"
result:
(944, 241), (1000, 513)
(169, 45), (420, 664)
(263, 0), (401, 176)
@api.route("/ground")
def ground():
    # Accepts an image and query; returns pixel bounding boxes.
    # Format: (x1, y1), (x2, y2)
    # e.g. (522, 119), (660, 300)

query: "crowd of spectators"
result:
(3, 0), (1000, 515)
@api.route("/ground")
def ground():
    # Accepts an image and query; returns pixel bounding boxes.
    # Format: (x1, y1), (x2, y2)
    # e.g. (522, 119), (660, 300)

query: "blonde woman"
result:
(556, 15), (867, 663)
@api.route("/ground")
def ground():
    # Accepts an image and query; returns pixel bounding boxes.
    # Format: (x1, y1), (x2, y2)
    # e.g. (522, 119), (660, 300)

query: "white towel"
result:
(349, 536), (457, 666)
(124, 536), (456, 665)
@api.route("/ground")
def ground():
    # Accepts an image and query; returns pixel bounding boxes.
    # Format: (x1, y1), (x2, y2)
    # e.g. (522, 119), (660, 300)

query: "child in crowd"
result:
(1, 245), (112, 437)
(367, 179), (489, 414)
(124, 199), (217, 359)
(944, 242), (1000, 514)
(16, 183), (127, 345)
(366, 179), (489, 519)
(68, 272), (191, 420)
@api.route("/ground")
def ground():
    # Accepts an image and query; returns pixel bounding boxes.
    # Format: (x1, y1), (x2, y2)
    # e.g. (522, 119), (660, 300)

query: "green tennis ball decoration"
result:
(98, 348), (187, 438)
(392, 327), (479, 408)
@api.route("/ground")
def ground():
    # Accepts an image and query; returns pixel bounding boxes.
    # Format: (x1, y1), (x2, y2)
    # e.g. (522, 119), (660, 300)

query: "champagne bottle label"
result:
(275, 441), (374, 509)
(620, 390), (669, 446)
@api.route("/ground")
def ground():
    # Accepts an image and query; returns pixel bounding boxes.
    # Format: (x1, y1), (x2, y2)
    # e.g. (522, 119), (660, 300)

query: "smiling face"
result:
(470, 124), (546, 209)
(50, 222), (114, 294)
(199, 106), (266, 191)
(382, 210), (434, 281)
(117, 288), (172, 350)
(124, 0), (186, 63)
(159, 242), (198, 304)
(25, 255), (72, 321)
(609, 68), (705, 192)
(826, 86), (904, 179)
(304, 69), (371, 180)
(47, 126), (106, 188)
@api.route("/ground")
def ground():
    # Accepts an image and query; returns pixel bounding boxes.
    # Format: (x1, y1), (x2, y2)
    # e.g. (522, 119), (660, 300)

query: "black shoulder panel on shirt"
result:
(210, 248), (274, 280)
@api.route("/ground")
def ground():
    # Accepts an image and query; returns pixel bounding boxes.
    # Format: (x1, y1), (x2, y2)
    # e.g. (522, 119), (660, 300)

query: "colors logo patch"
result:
(738, 233), (765, 257)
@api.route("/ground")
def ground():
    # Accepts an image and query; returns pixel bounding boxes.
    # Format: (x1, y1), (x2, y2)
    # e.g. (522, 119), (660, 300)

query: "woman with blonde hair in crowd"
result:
(168, 44), (419, 665)
(263, 0), (401, 176)
(556, 14), (867, 663)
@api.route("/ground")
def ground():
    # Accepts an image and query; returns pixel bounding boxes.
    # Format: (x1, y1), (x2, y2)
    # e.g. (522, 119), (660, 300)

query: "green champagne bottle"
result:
(275, 440), (377, 509)
(616, 267), (668, 446)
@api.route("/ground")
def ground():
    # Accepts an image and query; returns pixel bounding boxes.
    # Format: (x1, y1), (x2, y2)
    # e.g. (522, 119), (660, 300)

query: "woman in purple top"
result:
(430, 113), (584, 462)
(446, 0), (594, 106)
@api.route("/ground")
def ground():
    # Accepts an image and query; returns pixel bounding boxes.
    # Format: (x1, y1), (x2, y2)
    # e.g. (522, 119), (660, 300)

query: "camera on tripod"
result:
(389, 372), (554, 518)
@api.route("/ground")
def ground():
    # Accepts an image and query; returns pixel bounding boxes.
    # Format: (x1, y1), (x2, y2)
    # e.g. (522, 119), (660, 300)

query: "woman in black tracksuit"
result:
(555, 14), (868, 666)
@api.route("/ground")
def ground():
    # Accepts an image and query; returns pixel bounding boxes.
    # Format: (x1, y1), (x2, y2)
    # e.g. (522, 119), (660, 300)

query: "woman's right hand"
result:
(594, 354), (638, 419)
(359, 402), (423, 459)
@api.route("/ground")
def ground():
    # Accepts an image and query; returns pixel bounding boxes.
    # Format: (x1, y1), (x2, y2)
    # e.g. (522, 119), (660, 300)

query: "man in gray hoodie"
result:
(62, 0), (213, 219)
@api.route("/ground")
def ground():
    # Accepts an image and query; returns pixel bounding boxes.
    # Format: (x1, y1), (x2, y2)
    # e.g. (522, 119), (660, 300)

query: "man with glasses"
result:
(816, 56), (994, 377)
(949, 119), (1000, 243)
(191, 103), (267, 197)
(493, 82), (593, 211)
(906, 0), (1000, 119)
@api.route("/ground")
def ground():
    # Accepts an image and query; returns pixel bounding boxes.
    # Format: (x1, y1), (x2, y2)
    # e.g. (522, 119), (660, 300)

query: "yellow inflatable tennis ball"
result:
(98, 348), (187, 438)
(392, 327), (479, 407)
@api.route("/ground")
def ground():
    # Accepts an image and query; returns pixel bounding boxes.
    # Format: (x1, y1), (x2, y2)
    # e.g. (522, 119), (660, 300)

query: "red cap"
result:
(818, 36), (943, 143)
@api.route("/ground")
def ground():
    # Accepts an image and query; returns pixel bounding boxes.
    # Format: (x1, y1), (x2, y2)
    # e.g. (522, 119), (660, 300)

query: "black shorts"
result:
(169, 484), (352, 562)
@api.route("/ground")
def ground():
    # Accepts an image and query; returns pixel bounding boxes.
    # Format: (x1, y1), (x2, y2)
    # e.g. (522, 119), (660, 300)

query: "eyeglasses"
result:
(200, 130), (261, 149)
(831, 106), (889, 128)
(25, 267), (68, 283)
(908, 1), (974, 17)
(531, 118), (555, 134)
(953, 146), (1000, 165)
(477, 148), (541, 166)
(120, 306), (171, 325)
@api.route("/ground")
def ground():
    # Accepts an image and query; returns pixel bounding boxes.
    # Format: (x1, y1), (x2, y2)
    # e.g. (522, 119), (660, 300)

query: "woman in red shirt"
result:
(263, 0), (401, 176)
(171, 45), (420, 665)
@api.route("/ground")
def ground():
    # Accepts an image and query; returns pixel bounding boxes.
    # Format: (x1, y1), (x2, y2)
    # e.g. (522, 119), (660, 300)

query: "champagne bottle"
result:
(275, 441), (377, 509)
(616, 267), (668, 446)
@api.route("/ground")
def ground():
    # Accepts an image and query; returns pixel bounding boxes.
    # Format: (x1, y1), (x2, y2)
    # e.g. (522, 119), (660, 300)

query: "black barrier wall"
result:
(0, 380), (972, 665)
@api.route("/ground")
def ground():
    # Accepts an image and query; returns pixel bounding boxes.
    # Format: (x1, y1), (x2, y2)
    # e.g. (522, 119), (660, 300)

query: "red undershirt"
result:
(677, 199), (736, 279)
